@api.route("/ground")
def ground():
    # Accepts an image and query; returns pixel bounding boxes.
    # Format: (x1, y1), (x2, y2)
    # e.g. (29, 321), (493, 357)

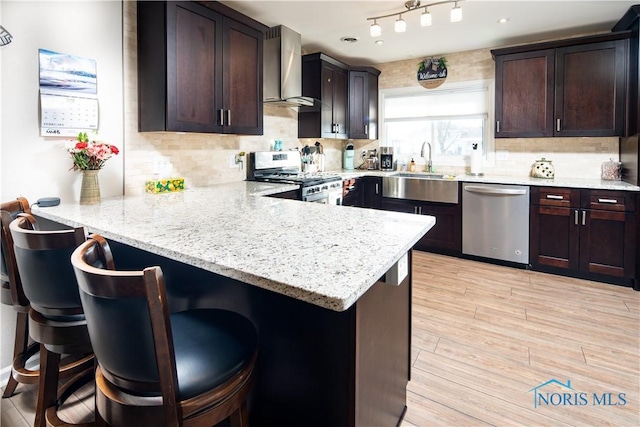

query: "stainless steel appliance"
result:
(462, 183), (529, 264)
(248, 151), (343, 204)
(380, 146), (394, 170)
(366, 149), (379, 170)
(263, 26), (314, 107)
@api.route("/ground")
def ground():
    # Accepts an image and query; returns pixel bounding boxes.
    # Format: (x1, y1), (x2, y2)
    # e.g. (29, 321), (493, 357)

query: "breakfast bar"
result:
(34, 181), (435, 426)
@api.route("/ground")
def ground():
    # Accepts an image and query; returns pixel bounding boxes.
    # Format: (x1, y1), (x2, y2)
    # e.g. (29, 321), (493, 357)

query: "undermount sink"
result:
(383, 172), (459, 204)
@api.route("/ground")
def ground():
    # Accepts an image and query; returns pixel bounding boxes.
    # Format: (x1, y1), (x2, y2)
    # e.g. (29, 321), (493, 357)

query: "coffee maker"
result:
(380, 147), (394, 171)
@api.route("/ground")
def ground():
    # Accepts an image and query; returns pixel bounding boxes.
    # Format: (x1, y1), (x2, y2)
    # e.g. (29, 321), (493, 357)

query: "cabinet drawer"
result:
(584, 190), (636, 212)
(536, 187), (574, 207)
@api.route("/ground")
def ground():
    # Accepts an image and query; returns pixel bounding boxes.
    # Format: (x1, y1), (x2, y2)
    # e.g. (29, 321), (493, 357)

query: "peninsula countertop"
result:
(34, 181), (435, 312)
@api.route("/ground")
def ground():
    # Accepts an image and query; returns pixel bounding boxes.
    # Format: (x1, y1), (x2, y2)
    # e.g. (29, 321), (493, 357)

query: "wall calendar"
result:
(38, 48), (99, 137)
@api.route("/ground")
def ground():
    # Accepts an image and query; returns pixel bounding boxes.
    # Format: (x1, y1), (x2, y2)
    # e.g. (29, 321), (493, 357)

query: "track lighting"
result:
(451, 1), (462, 23)
(367, 0), (464, 36)
(370, 19), (382, 37)
(395, 14), (407, 32)
(420, 8), (432, 26)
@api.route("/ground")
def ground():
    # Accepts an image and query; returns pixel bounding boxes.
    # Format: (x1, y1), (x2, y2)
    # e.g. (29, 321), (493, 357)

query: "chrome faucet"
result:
(420, 141), (433, 173)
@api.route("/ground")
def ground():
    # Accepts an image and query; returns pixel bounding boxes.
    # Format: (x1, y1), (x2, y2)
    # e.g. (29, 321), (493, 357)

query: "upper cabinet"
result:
(299, 53), (348, 139)
(348, 67), (381, 140)
(492, 32), (629, 138)
(137, 1), (265, 135)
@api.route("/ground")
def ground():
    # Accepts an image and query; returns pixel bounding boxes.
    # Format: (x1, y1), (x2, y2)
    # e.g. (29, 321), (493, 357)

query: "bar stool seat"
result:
(71, 234), (258, 427)
(10, 213), (94, 427)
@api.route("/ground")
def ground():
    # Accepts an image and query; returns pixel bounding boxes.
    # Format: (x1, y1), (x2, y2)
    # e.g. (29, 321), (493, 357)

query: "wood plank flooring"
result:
(2, 251), (638, 426)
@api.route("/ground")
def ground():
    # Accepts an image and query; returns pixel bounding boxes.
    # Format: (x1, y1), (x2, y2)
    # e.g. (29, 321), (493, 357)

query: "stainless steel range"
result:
(248, 151), (343, 204)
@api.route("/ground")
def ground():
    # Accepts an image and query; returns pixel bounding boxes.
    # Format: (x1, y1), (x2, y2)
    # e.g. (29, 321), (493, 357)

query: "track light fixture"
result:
(367, 0), (464, 36)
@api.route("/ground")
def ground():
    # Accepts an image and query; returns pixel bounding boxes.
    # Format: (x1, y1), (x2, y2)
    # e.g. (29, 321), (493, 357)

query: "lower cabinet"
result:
(530, 187), (638, 287)
(381, 198), (462, 254)
(359, 176), (382, 209)
(341, 178), (361, 207)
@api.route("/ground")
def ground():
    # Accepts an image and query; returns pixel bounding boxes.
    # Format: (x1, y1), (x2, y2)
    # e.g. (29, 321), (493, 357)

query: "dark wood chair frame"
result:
(1, 197), (38, 397)
(71, 235), (257, 427)
(10, 213), (95, 427)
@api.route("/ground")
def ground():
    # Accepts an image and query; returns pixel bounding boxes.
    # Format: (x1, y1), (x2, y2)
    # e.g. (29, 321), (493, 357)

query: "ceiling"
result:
(219, 0), (637, 66)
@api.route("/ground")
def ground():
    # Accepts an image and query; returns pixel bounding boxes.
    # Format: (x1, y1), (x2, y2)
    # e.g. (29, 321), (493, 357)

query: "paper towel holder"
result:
(467, 143), (484, 176)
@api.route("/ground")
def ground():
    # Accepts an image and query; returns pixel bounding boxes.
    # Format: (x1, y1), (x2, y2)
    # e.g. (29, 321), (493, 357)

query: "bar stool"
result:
(1, 197), (38, 397)
(71, 234), (258, 427)
(10, 213), (94, 427)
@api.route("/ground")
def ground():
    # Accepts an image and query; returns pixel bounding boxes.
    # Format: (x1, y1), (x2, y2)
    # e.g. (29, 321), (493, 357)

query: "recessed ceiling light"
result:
(375, 40), (384, 45)
(340, 36), (359, 44)
(498, 18), (509, 24)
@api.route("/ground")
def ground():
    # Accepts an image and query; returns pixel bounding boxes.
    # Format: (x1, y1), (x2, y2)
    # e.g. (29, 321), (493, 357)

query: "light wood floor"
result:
(2, 251), (639, 427)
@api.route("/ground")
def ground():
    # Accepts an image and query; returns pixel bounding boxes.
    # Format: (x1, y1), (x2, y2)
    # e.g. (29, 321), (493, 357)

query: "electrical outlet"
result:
(228, 154), (240, 168)
(496, 150), (509, 161)
(153, 157), (171, 174)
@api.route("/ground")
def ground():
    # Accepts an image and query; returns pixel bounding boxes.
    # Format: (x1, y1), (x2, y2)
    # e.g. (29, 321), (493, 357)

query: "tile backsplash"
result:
(123, 2), (618, 195)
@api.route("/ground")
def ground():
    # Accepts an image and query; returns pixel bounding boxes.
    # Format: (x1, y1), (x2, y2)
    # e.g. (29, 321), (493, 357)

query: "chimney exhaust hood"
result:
(264, 25), (314, 107)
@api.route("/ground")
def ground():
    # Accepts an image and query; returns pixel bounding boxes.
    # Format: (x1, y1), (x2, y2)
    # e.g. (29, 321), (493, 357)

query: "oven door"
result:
(303, 189), (342, 205)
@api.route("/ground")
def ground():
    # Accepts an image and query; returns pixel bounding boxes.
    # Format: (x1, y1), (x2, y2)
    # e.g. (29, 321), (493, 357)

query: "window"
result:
(381, 80), (494, 168)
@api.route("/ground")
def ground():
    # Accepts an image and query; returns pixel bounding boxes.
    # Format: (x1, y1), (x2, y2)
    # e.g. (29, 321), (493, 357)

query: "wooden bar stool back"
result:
(10, 213), (95, 427)
(0, 197), (37, 397)
(71, 234), (258, 427)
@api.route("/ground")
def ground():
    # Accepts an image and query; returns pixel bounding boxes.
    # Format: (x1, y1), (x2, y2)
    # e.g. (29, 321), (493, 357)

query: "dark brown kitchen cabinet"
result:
(348, 68), (380, 140)
(299, 53), (348, 139)
(492, 32), (629, 138)
(494, 50), (554, 137)
(530, 187), (637, 287)
(342, 178), (361, 207)
(137, 1), (264, 135)
(381, 198), (461, 255)
(359, 176), (382, 209)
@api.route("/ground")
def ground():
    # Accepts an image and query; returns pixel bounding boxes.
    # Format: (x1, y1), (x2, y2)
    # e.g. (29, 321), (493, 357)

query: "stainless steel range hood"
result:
(264, 26), (314, 107)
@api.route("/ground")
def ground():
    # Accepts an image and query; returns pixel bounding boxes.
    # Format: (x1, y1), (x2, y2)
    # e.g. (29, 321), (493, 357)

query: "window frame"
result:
(379, 79), (495, 168)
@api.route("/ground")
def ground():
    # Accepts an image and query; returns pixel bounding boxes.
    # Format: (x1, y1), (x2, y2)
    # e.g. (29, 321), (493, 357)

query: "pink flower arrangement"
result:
(68, 132), (119, 171)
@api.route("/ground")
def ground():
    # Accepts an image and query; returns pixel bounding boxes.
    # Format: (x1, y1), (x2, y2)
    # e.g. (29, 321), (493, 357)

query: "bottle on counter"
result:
(409, 158), (416, 172)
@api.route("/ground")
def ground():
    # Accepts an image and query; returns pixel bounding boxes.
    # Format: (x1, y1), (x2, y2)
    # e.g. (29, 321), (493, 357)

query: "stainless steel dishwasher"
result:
(462, 183), (529, 265)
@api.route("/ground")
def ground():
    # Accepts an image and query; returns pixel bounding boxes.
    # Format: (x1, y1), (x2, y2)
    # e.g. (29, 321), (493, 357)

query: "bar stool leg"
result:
(2, 311), (29, 398)
(34, 345), (60, 427)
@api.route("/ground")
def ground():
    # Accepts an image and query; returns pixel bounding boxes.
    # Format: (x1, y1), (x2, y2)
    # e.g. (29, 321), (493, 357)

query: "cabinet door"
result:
(579, 209), (636, 278)
(348, 71), (368, 139)
(348, 70), (378, 140)
(360, 177), (382, 209)
(320, 64), (348, 139)
(494, 50), (554, 138)
(222, 19), (263, 135)
(418, 203), (462, 254)
(530, 205), (579, 270)
(555, 40), (627, 137)
(320, 65), (336, 138)
(167, 2), (223, 133)
(333, 67), (348, 139)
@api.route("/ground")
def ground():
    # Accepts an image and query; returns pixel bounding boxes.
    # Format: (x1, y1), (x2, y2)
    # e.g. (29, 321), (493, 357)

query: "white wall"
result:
(0, 1), (124, 372)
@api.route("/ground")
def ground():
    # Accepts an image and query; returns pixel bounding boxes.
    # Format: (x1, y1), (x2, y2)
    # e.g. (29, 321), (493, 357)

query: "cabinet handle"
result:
(335, 124), (340, 133)
(219, 109), (225, 126)
(597, 198), (617, 204)
(496, 121), (500, 133)
(226, 110), (231, 126)
(418, 206), (422, 215)
(546, 195), (563, 200)
(414, 206), (418, 214)
(364, 124), (368, 135)
(574, 210), (578, 225)
(375, 183), (379, 194)
(582, 210), (586, 226)
(556, 119), (561, 132)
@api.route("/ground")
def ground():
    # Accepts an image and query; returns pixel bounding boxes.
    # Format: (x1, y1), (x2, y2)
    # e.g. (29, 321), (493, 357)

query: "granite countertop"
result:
(34, 181), (435, 312)
(335, 169), (640, 192)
